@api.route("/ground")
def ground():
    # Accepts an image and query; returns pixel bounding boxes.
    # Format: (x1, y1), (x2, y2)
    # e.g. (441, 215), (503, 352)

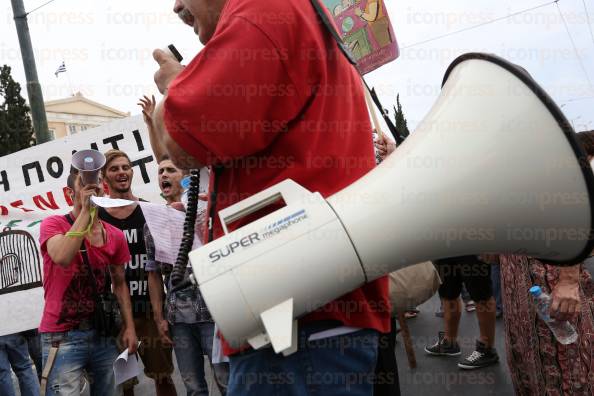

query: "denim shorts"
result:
(41, 330), (118, 396)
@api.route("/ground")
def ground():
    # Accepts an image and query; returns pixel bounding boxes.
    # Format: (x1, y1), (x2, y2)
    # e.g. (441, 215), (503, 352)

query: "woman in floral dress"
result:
(498, 130), (594, 395)
(499, 256), (594, 395)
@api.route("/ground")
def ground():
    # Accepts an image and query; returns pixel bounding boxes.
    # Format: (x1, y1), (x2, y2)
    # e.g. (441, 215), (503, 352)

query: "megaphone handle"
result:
(217, 180), (310, 235)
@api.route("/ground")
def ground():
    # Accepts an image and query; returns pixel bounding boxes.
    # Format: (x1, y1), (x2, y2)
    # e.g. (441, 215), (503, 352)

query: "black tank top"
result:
(98, 204), (151, 318)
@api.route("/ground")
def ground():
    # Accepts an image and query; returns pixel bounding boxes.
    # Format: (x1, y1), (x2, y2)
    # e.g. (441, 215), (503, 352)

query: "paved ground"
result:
(395, 295), (514, 395)
(164, 294), (515, 395)
(15, 295), (515, 395)
(13, 346), (220, 396)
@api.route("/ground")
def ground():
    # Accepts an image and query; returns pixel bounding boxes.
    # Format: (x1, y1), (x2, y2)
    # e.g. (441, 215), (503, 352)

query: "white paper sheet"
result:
(138, 202), (203, 264)
(212, 324), (230, 363)
(113, 347), (140, 385)
(91, 196), (135, 208)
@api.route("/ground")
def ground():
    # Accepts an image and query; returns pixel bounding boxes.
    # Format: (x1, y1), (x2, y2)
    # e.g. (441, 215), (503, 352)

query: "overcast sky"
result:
(1, 0), (593, 132)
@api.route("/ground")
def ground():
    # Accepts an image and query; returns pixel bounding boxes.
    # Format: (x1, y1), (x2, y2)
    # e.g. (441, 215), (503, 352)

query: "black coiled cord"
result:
(170, 169), (200, 288)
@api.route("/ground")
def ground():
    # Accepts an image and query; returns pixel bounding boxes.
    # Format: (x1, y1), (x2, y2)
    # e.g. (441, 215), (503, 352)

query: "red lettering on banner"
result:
(63, 187), (74, 206)
(10, 200), (34, 213)
(33, 192), (59, 210)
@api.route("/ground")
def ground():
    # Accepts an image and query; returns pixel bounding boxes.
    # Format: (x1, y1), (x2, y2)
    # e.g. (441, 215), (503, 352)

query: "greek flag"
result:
(54, 62), (66, 78)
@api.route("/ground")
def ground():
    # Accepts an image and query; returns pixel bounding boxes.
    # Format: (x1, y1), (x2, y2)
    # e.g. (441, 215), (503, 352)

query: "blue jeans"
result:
(171, 322), (229, 396)
(22, 329), (42, 382)
(228, 323), (379, 396)
(0, 333), (40, 396)
(41, 330), (118, 396)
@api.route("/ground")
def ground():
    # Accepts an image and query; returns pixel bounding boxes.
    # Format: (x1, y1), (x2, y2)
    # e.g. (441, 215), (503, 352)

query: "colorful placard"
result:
(322, 0), (399, 74)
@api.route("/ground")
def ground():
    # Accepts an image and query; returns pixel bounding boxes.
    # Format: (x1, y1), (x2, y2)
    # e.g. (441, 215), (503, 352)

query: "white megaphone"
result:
(71, 149), (106, 186)
(188, 53), (594, 355)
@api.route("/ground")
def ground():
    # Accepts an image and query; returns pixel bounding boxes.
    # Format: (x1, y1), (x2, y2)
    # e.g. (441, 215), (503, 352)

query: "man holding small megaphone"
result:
(38, 155), (137, 396)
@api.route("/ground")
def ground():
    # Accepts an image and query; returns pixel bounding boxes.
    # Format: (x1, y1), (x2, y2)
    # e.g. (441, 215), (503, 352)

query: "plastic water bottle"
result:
(529, 285), (578, 345)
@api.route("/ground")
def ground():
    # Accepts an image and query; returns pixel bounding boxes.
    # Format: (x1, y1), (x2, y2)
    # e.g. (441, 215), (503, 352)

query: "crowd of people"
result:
(1, 0), (594, 395)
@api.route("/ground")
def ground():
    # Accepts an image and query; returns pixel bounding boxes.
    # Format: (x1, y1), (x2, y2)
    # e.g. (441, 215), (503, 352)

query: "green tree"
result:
(0, 65), (35, 156)
(393, 94), (410, 140)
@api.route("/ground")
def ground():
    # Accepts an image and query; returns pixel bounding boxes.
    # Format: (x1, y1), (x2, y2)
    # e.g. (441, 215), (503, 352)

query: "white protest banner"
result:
(0, 115), (162, 336)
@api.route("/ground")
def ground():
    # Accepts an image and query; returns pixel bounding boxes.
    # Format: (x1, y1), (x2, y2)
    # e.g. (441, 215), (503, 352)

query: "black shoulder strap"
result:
(309, 0), (403, 145)
(310, 0), (357, 66)
(207, 165), (224, 243)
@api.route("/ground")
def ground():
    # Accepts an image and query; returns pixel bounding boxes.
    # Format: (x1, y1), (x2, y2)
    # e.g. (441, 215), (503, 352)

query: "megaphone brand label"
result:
(209, 233), (261, 263)
(207, 209), (309, 263)
(261, 209), (307, 239)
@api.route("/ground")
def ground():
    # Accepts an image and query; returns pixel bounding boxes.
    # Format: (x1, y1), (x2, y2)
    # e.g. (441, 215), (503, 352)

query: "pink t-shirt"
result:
(39, 214), (130, 333)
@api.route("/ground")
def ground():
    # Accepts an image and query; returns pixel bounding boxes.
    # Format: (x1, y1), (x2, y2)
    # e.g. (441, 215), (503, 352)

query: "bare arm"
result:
(46, 185), (96, 267)
(138, 95), (167, 163)
(558, 264), (580, 283)
(110, 264), (138, 353)
(148, 271), (165, 321)
(148, 270), (173, 345)
(550, 264), (580, 321)
(46, 217), (89, 267)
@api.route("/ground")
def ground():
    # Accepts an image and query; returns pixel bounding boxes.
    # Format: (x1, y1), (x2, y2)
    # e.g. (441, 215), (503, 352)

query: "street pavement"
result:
(16, 294), (514, 395)
(395, 295), (514, 395)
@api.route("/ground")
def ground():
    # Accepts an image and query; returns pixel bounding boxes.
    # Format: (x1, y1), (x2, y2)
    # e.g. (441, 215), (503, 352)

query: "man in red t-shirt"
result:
(150, 0), (390, 394)
(39, 171), (137, 395)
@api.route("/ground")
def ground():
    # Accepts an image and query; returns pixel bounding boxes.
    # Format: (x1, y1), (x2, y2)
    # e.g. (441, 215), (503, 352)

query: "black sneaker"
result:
(457, 340), (499, 369)
(424, 332), (461, 356)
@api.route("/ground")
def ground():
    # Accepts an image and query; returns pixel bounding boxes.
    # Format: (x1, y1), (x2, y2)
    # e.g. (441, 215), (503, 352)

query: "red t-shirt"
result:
(164, 0), (390, 353)
(39, 215), (130, 333)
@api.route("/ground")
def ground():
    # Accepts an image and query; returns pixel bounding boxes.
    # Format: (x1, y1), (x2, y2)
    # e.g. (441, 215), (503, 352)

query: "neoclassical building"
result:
(45, 92), (129, 139)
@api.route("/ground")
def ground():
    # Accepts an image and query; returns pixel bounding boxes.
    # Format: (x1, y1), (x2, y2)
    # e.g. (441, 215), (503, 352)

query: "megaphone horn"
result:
(71, 149), (106, 186)
(188, 52), (594, 353)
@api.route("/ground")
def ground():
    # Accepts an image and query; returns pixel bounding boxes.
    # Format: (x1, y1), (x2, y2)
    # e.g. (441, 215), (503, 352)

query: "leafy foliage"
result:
(0, 64), (35, 156)
(393, 94), (410, 140)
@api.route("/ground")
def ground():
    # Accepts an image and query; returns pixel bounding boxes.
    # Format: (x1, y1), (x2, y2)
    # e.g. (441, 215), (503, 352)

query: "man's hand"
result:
(121, 326), (138, 354)
(155, 318), (173, 347)
(153, 49), (184, 94)
(169, 192), (207, 212)
(80, 183), (100, 215)
(138, 95), (156, 126)
(550, 280), (580, 322)
(374, 132), (396, 161)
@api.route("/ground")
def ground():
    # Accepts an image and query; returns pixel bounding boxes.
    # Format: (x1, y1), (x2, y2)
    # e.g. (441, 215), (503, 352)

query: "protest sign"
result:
(321, 0), (398, 74)
(0, 116), (161, 336)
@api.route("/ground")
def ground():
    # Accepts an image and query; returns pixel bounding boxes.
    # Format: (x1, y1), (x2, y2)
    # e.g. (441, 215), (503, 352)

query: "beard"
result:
(177, 8), (195, 26)
(112, 185), (131, 194)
